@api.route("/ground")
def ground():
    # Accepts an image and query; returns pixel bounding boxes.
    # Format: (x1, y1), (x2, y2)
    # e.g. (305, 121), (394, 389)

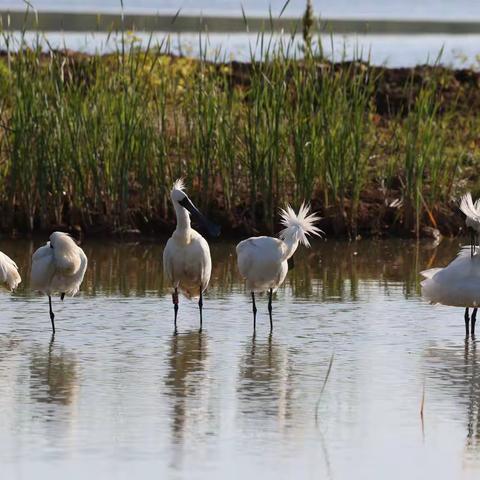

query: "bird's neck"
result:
(174, 202), (191, 235)
(282, 237), (299, 261)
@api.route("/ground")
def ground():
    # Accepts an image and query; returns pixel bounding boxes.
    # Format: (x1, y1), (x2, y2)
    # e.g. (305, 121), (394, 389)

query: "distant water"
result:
(0, 1), (480, 68)
(1, 0), (480, 21)
(3, 30), (480, 69)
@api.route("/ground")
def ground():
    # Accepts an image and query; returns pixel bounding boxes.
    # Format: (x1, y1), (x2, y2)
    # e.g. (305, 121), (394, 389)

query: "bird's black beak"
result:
(179, 196), (221, 238)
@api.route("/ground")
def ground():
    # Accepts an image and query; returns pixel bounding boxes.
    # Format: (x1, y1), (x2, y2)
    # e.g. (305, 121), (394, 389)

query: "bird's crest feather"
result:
(172, 178), (185, 192)
(278, 202), (323, 247)
(460, 192), (480, 223)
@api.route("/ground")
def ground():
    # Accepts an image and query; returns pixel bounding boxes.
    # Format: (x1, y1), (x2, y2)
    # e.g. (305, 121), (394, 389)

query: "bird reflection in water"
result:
(464, 339), (480, 457)
(425, 338), (480, 466)
(29, 336), (78, 408)
(237, 333), (292, 427)
(165, 330), (208, 445)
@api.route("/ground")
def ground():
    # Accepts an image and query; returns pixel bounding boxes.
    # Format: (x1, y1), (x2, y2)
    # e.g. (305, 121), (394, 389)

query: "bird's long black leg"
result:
(268, 288), (273, 331)
(198, 287), (203, 333)
(60, 293), (65, 301)
(48, 295), (56, 335)
(172, 288), (179, 334)
(465, 307), (470, 337)
(251, 291), (257, 332)
(472, 308), (478, 337)
(471, 230), (476, 257)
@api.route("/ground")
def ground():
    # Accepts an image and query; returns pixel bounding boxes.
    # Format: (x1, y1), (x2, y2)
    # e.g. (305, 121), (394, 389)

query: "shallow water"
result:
(0, 237), (479, 479)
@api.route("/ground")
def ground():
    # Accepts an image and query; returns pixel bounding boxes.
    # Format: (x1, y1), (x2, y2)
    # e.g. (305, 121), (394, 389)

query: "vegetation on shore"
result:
(0, 29), (477, 239)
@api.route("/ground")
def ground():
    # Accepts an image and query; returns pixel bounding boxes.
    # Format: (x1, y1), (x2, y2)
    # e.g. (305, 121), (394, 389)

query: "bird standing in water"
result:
(421, 247), (480, 336)
(31, 232), (88, 334)
(163, 179), (220, 333)
(236, 203), (322, 331)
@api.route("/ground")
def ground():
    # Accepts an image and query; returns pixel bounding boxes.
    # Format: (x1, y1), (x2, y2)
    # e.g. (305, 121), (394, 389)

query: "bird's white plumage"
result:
(31, 232), (87, 296)
(237, 203), (321, 293)
(0, 251), (21, 291)
(237, 236), (289, 292)
(460, 192), (480, 232)
(420, 247), (480, 307)
(163, 180), (212, 299)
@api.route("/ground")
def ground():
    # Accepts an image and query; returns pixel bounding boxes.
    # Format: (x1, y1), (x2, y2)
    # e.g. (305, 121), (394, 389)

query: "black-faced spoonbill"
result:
(30, 232), (88, 334)
(460, 192), (480, 256)
(163, 179), (220, 333)
(236, 203), (322, 331)
(0, 251), (21, 291)
(420, 247), (480, 336)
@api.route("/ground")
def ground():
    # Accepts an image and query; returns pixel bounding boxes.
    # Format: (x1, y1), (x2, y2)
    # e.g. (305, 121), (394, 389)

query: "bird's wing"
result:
(162, 238), (175, 284)
(419, 267), (442, 279)
(54, 246), (81, 276)
(0, 251), (21, 291)
(236, 236), (284, 279)
(53, 246), (88, 296)
(191, 233), (212, 290)
(31, 244), (55, 292)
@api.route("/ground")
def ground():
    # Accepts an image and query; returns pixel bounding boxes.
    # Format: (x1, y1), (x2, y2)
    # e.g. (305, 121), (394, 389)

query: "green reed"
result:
(0, 28), (465, 237)
(397, 75), (457, 236)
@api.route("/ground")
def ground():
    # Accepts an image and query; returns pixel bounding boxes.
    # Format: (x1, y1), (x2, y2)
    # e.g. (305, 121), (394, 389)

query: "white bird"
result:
(420, 247), (480, 336)
(236, 203), (322, 331)
(31, 232), (88, 334)
(163, 179), (220, 332)
(460, 192), (480, 256)
(0, 251), (21, 291)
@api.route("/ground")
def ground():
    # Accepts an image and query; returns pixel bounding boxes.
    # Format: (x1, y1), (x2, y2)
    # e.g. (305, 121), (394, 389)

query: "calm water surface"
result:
(0, 237), (479, 479)
(2, 1), (480, 67)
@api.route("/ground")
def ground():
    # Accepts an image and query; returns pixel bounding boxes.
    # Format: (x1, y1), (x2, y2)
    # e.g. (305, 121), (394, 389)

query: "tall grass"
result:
(391, 74), (458, 237)
(0, 28), (465, 237)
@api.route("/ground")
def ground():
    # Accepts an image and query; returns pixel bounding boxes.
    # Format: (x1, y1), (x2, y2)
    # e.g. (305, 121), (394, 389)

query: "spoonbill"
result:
(163, 179), (220, 332)
(31, 232), (88, 334)
(0, 251), (21, 291)
(236, 203), (322, 331)
(460, 192), (480, 256)
(420, 247), (480, 336)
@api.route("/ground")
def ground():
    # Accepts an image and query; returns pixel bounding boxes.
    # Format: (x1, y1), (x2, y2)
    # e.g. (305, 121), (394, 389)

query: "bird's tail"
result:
(460, 192), (478, 220)
(278, 203), (323, 247)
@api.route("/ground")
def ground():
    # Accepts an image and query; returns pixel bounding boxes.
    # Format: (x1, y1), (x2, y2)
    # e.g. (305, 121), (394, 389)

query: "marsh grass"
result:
(0, 26), (467, 237)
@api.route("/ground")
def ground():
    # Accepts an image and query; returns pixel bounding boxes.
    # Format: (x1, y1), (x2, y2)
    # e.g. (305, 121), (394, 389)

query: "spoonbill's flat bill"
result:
(421, 247), (480, 336)
(236, 203), (322, 331)
(31, 232), (88, 334)
(163, 179), (220, 333)
(0, 251), (21, 291)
